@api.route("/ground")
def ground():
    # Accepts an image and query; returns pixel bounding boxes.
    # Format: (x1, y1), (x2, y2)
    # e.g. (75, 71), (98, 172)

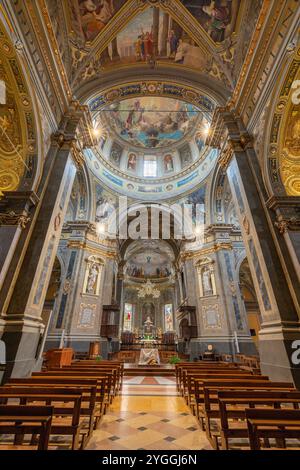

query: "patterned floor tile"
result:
(117, 429), (166, 449)
(86, 375), (212, 451)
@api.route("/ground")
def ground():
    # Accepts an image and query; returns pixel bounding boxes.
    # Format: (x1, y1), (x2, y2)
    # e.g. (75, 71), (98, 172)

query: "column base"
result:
(0, 315), (44, 382)
(258, 325), (300, 388)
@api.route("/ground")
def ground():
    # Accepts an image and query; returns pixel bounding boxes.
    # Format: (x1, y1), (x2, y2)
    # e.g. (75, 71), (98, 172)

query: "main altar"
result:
(139, 347), (160, 365)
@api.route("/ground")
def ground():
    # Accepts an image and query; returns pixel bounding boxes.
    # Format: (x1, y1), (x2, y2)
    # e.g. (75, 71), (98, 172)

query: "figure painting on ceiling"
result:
(127, 153), (137, 171)
(104, 97), (199, 149)
(99, 7), (207, 71)
(164, 154), (174, 172)
(95, 183), (116, 223)
(78, 0), (126, 42)
(180, 0), (241, 43)
(126, 263), (172, 279)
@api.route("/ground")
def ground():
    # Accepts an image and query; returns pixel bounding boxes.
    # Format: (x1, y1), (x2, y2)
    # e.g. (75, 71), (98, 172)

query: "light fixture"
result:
(96, 222), (106, 237)
(203, 123), (210, 137)
(92, 126), (101, 138)
(137, 279), (160, 299)
(194, 225), (203, 236)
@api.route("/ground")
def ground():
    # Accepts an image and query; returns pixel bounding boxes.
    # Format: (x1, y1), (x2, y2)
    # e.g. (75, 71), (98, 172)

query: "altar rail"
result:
(114, 350), (178, 363)
(120, 342), (176, 351)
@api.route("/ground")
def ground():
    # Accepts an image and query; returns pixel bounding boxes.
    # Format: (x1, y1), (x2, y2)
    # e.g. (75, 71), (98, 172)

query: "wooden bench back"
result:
(0, 389), (82, 427)
(0, 405), (53, 450)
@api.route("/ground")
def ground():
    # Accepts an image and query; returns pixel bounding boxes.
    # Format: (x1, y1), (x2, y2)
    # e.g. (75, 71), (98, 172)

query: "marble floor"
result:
(86, 375), (212, 450)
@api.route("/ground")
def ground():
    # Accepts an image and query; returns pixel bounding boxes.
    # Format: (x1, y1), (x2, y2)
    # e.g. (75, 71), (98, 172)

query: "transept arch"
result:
(0, 16), (44, 195)
(264, 42), (300, 196)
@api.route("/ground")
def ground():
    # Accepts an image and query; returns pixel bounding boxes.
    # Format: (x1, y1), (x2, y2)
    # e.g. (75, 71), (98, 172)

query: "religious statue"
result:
(202, 266), (213, 296)
(144, 315), (154, 334)
(87, 262), (99, 294)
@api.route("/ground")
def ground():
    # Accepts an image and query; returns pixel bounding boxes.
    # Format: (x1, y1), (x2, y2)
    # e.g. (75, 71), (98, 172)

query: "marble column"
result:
(160, 12), (169, 56)
(267, 196), (300, 285)
(0, 192), (38, 292)
(0, 118), (84, 378)
(152, 7), (160, 57)
(212, 108), (300, 386)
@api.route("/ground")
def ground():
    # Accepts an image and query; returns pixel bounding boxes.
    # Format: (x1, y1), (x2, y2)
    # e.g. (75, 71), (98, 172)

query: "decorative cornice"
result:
(67, 240), (117, 259)
(24, 0), (69, 111)
(231, 0), (280, 109)
(37, 0), (72, 101)
(181, 242), (233, 261)
(267, 196), (300, 210)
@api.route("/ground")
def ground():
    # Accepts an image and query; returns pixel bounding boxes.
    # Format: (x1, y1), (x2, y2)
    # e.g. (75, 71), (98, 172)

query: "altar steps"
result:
(124, 364), (175, 376)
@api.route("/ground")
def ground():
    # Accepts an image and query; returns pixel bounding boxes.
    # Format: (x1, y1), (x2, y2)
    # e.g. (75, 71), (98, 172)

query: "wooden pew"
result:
(186, 372), (267, 411)
(70, 360), (124, 389)
(181, 366), (261, 398)
(214, 388), (297, 449)
(176, 362), (239, 395)
(0, 405), (53, 450)
(6, 377), (105, 428)
(41, 367), (117, 401)
(194, 379), (294, 435)
(31, 371), (113, 414)
(184, 369), (260, 406)
(0, 388), (83, 450)
(246, 408), (300, 450)
(61, 365), (121, 398)
(0, 384), (97, 447)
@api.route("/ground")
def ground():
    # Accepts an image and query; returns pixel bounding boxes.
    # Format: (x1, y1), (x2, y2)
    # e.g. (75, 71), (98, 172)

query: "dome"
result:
(87, 91), (216, 200)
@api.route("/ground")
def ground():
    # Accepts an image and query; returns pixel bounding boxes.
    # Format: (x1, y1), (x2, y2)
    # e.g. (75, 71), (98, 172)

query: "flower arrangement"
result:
(168, 355), (181, 364)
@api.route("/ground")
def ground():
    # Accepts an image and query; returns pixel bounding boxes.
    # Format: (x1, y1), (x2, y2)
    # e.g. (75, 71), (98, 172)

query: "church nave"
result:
(0, 0), (300, 457)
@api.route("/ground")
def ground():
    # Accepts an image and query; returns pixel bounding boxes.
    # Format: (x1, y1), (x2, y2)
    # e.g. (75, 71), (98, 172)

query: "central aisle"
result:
(86, 375), (212, 450)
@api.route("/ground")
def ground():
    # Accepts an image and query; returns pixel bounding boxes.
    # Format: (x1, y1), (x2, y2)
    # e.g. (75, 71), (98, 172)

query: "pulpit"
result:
(44, 348), (74, 368)
(88, 342), (100, 359)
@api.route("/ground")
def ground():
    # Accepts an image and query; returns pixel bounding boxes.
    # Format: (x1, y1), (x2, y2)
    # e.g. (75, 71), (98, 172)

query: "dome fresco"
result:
(101, 97), (201, 149)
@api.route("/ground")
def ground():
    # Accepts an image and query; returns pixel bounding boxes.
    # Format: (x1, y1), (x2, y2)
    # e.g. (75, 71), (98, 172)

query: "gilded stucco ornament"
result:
(0, 24), (36, 195)
(268, 44), (300, 195)
(274, 216), (300, 235)
(0, 210), (30, 229)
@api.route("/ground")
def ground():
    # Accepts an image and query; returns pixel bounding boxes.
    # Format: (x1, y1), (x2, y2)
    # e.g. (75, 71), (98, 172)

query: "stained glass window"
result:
(124, 303), (134, 331)
(164, 304), (173, 331)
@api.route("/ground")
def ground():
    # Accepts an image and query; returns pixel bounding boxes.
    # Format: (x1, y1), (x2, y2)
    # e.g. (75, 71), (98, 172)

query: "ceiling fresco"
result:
(179, 0), (241, 43)
(102, 96), (201, 149)
(73, 0), (127, 43)
(42, 0), (265, 93)
(125, 240), (175, 278)
(98, 7), (209, 72)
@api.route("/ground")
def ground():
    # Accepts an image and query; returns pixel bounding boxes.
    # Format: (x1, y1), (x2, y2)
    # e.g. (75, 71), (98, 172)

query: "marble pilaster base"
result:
(0, 316), (44, 382)
(258, 325), (300, 388)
